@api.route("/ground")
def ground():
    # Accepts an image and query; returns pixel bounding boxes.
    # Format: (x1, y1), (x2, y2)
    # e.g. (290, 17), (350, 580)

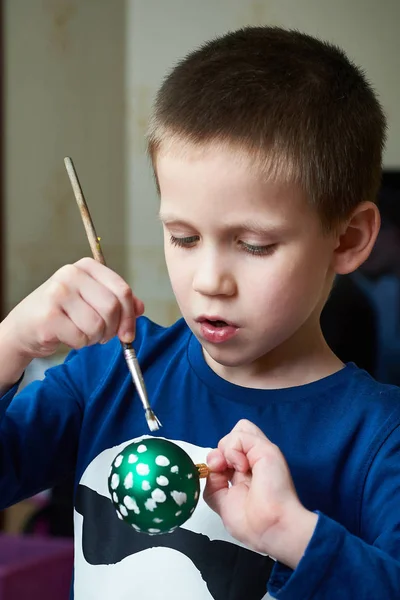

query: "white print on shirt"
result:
(74, 436), (273, 600)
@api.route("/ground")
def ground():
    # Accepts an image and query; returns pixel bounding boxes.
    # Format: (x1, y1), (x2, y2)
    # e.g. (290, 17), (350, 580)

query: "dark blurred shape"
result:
(361, 171), (400, 280)
(322, 171), (400, 382)
(23, 476), (74, 538)
(321, 274), (377, 374)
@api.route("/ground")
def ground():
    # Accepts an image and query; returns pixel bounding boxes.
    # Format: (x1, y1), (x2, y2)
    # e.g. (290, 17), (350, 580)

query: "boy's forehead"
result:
(156, 140), (315, 228)
(155, 138), (298, 189)
(156, 138), (248, 168)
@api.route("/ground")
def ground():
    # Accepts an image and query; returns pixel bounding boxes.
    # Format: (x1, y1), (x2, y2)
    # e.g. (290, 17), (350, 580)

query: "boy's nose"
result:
(192, 256), (236, 297)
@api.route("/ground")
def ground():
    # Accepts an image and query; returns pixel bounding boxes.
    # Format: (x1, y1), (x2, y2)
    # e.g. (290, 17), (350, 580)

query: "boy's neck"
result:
(202, 328), (344, 390)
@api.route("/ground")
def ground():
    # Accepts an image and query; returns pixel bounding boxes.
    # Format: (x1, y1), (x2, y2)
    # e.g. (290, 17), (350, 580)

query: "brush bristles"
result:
(145, 409), (162, 432)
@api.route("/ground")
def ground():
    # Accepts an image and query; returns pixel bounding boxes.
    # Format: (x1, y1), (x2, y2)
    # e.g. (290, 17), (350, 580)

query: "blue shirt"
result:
(1, 316), (400, 598)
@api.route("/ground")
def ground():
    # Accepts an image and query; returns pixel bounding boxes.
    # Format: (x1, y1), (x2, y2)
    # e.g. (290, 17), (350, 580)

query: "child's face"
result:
(157, 142), (337, 382)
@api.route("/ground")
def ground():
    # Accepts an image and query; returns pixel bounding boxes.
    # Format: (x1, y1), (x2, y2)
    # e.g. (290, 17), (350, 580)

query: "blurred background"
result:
(0, 0), (399, 597)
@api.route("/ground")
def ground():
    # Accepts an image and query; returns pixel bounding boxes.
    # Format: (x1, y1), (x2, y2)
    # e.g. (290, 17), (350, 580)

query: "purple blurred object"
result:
(0, 534), (73, 599)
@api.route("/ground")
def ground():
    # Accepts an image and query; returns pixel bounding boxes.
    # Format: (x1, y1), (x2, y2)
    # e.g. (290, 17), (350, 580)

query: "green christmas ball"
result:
(108, 438), (201, 535)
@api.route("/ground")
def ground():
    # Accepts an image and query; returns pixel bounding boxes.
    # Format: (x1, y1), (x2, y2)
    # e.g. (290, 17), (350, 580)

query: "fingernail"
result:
(120, 331), (135, 344)
(207, 455), (220, 469)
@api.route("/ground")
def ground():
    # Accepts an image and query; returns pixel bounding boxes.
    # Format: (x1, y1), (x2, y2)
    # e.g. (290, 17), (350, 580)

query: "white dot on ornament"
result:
(124, 472), (134, 489)
(153, 518), (163, 523)
(136, 463), (150, 476)
(116, 511), (123, 520)
(128, 454), (138, 464)
(132, 524), (141, 531)
(156, 475), (169, 486)
(175, 510), (182, 517)
(123, 495), (140, 513)
(151, 488), (167, 503)
(142, 480), (151, 491)
(114, 455), (123, 468)
(119, 505), (128, 517)
(148, 528), (161, 534)
(187, 473), (193, 479)
(110, 473), (120, 490)
(156, 455), (170, 467)
(171, 490), (187, 506)
(171, 465), (179, 473)
(137, 444), (147, 453)
(112, 492), (118, 503)
(145, 498), (157, 511)
(194, 491), (199, 500)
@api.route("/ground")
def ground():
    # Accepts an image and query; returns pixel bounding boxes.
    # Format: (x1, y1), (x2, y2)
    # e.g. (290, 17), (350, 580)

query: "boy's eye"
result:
(169, 234), (199, 248)
(169, 235), (276, 255)
(239, 241), (276, 256)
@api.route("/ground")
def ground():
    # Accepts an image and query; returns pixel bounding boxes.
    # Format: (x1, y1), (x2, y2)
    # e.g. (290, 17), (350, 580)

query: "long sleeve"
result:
(268, 423), (400, 599)
(0, 350), (84, 508)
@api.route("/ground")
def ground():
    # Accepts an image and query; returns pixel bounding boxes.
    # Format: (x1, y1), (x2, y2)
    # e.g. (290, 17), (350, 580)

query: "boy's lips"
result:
(195, 316), (239, 343)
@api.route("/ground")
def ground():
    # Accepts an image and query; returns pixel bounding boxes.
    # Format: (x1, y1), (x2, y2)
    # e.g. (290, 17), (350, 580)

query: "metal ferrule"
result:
(123, 345), (151, 411)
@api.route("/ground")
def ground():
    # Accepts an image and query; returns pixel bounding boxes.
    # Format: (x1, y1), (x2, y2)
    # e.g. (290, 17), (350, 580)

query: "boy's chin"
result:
(201, 344), (259, 370)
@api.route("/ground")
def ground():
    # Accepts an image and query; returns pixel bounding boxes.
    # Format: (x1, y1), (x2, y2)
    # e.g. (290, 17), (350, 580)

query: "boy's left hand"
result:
(204, 419), (318, 569)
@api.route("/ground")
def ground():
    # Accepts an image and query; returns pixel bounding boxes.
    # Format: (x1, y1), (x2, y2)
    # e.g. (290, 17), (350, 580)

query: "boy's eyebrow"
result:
(158, 212), (201, 230)
(233, 220), (286, 236)
(158, 212), (286, 235)
(158, 212), (184, 224)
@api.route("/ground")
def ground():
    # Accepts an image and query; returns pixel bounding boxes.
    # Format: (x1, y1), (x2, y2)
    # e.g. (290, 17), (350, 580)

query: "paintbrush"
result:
(64, 156), (161, 432)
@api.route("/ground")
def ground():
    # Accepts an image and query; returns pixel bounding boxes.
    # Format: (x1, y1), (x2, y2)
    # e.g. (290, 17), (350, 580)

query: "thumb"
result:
(206, 448), (227, 472)
(203, 471), (230, 514)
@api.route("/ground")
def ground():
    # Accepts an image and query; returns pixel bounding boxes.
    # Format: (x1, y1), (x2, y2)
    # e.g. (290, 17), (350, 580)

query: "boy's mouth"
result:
(196, 316), (238, 327)
(205, 319), (227, 327)
(195, 316), (239, 343)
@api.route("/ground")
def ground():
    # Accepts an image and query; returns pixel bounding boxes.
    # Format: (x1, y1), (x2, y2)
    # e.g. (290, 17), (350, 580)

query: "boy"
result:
(0, 26), (399, 599)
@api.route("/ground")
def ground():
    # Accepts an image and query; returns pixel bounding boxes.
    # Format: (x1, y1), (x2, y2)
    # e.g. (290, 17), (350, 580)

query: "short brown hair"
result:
(148, 26), (386, 230)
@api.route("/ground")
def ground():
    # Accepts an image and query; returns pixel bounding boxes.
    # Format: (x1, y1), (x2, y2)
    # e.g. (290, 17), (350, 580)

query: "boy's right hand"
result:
(0, 257), (144, 362)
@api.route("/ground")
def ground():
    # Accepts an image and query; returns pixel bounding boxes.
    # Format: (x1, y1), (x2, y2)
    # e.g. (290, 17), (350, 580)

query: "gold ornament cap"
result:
(196, 463), (210, 479)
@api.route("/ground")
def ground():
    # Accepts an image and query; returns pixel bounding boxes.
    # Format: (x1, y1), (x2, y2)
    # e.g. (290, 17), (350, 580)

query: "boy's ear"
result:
(332, 201), (381, 275)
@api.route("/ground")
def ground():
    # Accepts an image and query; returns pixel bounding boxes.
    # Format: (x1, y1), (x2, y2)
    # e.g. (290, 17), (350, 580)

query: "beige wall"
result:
(4, 0), (126, 314)
(4, 0), (400, 325)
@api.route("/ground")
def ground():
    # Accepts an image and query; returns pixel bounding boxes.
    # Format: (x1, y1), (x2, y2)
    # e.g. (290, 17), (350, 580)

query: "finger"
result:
(206, 448), (228, 472)
(39, 310), (91, 350)
(231, 419), (267, 438)
(222, 433), (294, 512)
(75, 283), (121, 343)
(223, 447), (250, 473)
(203, 471), (230, 512)
(51, 266), (120, 342)
(207, 449), (253, 482)
(218, 420), (267, 455)
(250, 451), (295, 503)
(204, 472), (249, 534)
(133, 297), (145, 317)
(73, 258), (143, 341)
(61, 295), (107, 345)
(218, 430), (276, 472)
